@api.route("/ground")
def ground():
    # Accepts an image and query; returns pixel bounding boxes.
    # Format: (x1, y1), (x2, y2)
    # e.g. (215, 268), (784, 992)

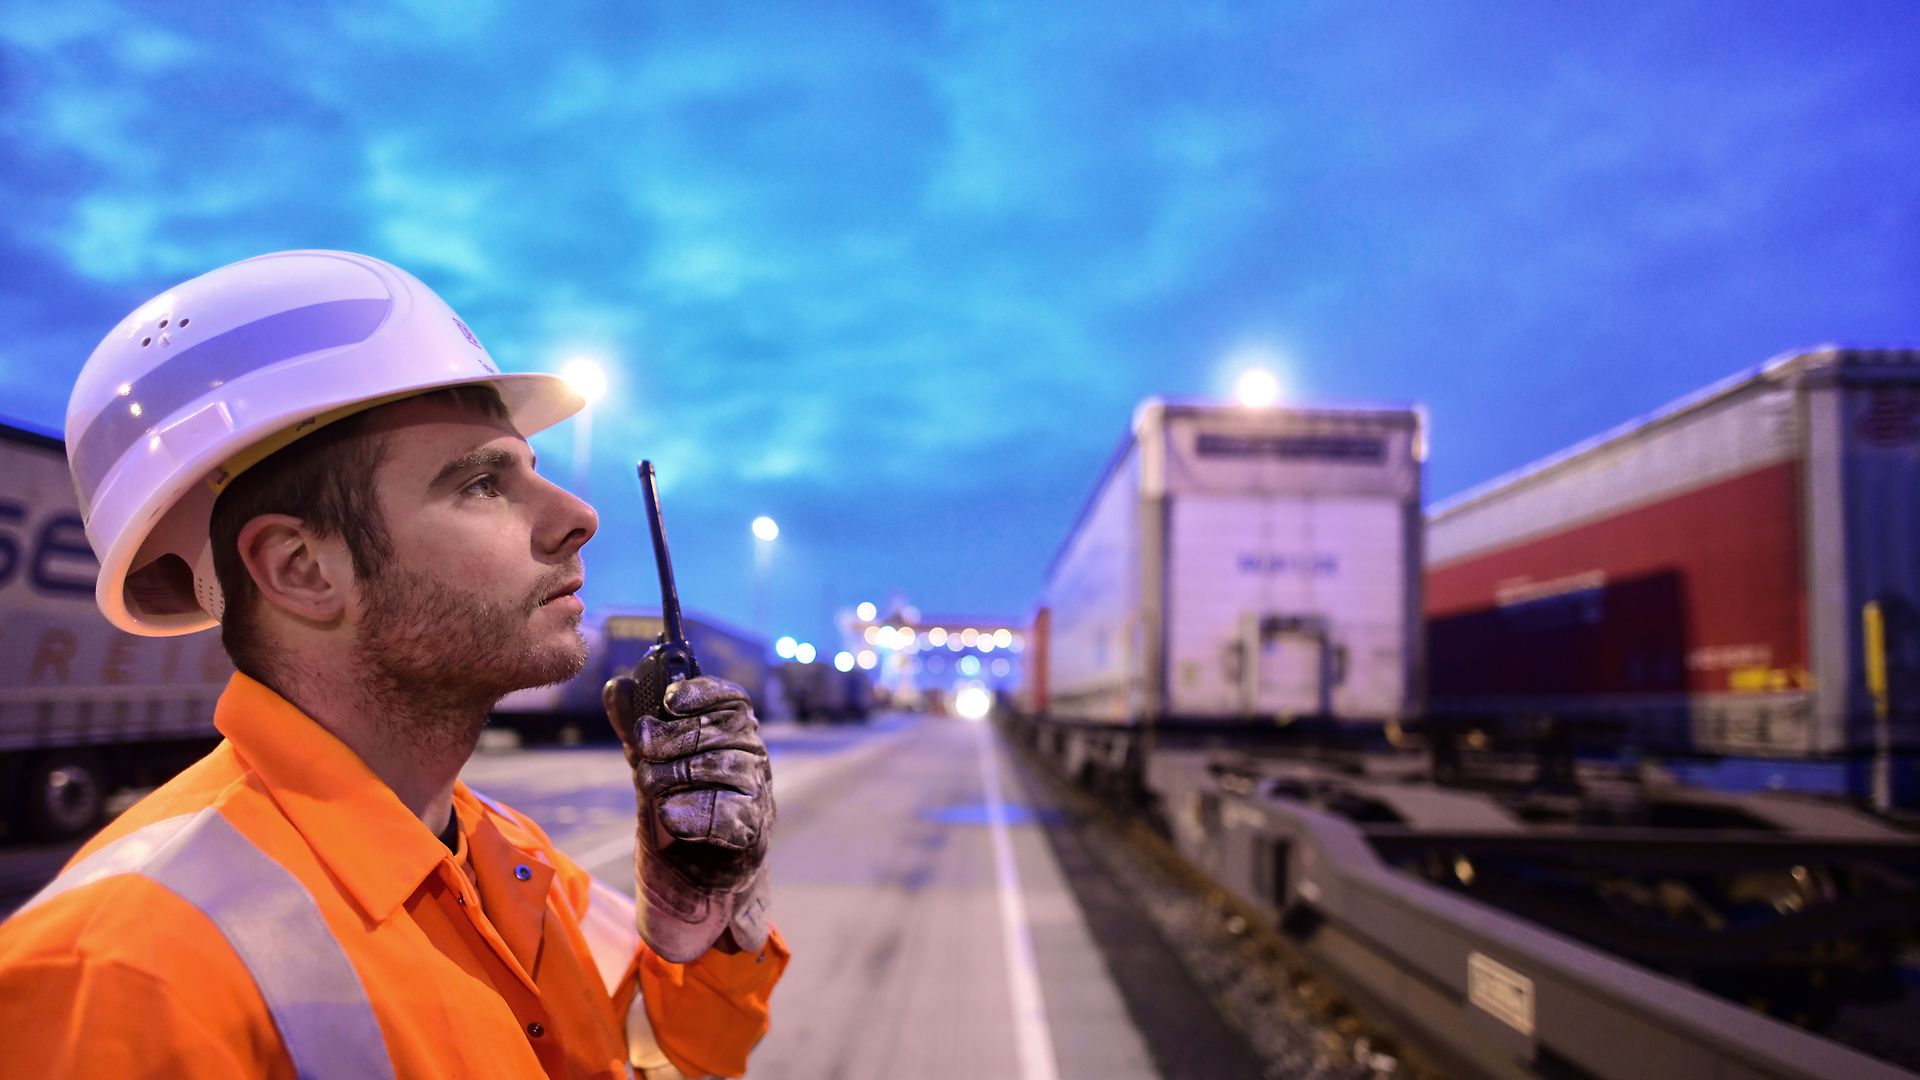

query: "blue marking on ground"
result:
(920, 802), (1065, 827)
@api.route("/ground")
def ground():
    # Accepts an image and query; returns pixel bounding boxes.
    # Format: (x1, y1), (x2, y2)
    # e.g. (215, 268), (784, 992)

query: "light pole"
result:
(751, 515), (779, 639)
(560, 358), (608, 497)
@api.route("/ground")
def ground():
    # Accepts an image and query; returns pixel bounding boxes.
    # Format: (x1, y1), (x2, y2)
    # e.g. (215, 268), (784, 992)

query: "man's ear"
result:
(235, 514), (350, 624)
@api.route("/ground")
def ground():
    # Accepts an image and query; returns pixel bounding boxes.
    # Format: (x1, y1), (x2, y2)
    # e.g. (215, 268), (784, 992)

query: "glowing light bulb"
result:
(562, 357), (608, 403)
(1235, 367), (1280, 408)
(954, 685), (992, 721)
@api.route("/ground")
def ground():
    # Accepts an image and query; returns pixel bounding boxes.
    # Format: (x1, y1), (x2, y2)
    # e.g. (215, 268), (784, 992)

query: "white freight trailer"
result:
(0, 420), (231, 839)
(1037, 399), (1425, 732)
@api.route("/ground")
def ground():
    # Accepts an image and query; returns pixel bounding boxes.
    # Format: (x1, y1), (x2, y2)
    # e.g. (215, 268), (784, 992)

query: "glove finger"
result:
(640, 748), (768, 798)
(706, 789), (773, 850)
(637, 702), (761, 762)
(656, 788), (768, 850)
(663, 675), (752, 717)
(601, 677), (641, 761)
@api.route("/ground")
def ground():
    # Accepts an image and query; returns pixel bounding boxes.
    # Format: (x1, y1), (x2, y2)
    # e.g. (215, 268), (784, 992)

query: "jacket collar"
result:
(213, 672), (452, 924)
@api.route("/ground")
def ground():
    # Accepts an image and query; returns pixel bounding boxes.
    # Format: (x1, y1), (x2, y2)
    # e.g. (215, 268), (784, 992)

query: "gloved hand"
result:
(602, 674), (775, 963)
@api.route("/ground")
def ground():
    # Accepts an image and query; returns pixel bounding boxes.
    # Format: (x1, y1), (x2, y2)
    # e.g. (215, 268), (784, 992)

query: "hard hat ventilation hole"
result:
(158, 319), (168, 328)
(178, 317), (189, 327)
(142, 337), (152, 347)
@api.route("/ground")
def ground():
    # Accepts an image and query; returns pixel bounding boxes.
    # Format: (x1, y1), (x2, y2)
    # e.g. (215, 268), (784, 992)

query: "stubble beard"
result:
(353, 562), (588, 758)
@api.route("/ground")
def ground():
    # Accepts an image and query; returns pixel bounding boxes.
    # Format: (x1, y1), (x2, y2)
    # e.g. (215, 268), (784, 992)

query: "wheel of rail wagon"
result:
(20, 750), (107, 841)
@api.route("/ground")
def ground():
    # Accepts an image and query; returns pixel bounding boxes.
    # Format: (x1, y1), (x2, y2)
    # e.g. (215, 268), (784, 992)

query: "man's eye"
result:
(464, 476), (501, 497)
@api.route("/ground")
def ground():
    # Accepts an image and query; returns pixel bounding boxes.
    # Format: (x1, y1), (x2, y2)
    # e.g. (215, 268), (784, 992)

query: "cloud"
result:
(2, 0), (1917, 639)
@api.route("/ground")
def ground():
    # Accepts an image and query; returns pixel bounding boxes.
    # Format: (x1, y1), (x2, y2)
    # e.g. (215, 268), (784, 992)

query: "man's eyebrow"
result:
(430, 446), (524, 489)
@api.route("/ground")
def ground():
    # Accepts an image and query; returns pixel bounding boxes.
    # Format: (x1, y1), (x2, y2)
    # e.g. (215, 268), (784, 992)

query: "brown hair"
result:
(209, 384), (509, 681)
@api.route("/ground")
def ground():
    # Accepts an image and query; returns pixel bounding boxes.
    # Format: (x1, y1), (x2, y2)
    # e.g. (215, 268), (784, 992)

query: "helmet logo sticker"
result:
(451, 317), (497, 372)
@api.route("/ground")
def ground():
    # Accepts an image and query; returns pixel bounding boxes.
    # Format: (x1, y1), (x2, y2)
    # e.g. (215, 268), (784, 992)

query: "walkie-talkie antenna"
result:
(638, 461), (686, 643)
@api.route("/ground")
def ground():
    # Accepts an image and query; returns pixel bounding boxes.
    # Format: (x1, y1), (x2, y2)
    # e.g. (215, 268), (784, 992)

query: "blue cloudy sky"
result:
(2, 1), (1916, 647)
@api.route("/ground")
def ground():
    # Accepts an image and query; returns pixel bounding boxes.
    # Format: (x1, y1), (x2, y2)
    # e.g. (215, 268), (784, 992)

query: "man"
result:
(0, 250), (785, 1078)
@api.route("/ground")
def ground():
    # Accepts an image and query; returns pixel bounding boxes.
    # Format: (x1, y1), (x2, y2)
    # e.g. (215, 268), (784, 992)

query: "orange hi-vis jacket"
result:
(0, 673), (789, 1078)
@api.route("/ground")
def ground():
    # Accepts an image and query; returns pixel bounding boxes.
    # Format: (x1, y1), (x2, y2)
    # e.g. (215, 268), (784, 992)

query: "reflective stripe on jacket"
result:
(0, 673), (788, 1079)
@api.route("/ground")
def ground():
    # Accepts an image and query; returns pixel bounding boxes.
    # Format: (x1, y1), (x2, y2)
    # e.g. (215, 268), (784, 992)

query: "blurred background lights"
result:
(954, 685), (992, 721)
(855, 601), (877, 621)
(991, 658), (1011, 677)
(959, 655), (981, 676)
(993, 628), (1013, 648)
(560, 357), (608, 403)
(857, 649), (878, 670)
(1235, 366), (1281, 408)
(928, 627), (948, 646)
(961, 628), (979, 646)
(833, 651), (855, 672)
(863, 625), (881, 644)
(751, 515), (780, 542)
(774, 636), (797, 660)
(794, 642), (816, 664)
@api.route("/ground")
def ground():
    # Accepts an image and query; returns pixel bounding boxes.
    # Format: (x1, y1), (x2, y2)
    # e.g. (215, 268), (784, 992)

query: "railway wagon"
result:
(1029, 398), (1425, 786)
(0, 419), (232, 839)
(1426, 346), (1920, 805)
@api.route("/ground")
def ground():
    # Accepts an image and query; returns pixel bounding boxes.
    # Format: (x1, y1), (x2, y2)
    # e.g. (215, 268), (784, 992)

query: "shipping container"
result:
(0, 419), (232, 839)
(1037, 398), (1426, 730)
(1426, 346), (1920, 802)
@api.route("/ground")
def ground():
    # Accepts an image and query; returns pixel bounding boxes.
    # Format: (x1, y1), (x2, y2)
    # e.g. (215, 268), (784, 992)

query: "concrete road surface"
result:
(462, 712), (1160, 1080)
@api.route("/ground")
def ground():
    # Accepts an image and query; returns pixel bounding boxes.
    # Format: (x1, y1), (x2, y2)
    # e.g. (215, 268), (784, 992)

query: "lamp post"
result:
(751, 515), (779, 639)
(560, 358), (608, 498)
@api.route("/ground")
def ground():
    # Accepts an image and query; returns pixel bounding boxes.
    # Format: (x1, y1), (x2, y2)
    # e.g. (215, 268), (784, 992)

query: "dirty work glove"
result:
(603, 674), (775, 963)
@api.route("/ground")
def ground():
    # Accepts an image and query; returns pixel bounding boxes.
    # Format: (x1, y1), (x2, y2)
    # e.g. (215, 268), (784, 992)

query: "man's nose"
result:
(539, 481), (598, 556)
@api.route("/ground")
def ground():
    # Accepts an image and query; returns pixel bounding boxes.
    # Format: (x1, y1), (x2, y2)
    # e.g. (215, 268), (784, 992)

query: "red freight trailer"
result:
(1426, 347), (1920, 804)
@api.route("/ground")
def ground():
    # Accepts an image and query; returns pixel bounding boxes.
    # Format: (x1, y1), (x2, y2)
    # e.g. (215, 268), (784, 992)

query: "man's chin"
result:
(512, 629), (592, 692)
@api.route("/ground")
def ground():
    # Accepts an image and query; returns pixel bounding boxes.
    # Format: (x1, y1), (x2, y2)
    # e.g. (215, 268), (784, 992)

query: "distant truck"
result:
(1, 419), (232, 840)
(1427, 346), (1920, 805)
(492, 608), (772, 742)
(777, 661), (872, 724)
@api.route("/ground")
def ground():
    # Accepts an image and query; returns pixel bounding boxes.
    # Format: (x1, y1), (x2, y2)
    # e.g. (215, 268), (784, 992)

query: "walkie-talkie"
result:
(631, 461), (702, 720)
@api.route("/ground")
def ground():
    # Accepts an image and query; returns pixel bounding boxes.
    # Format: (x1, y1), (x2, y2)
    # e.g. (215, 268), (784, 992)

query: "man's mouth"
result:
(540, 577), (585, 606)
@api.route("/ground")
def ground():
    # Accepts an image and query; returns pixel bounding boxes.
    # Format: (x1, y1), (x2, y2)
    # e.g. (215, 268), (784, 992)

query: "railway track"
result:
(1008, 712), (1920, 1079)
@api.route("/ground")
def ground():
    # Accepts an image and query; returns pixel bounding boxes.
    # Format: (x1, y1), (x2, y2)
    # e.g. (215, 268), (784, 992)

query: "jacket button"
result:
(527, 1021), (544, 1038)
(514, 865), (532, 881)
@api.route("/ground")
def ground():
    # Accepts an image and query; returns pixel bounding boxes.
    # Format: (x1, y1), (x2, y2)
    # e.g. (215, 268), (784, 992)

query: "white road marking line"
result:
(975, 719), (1061, 1080)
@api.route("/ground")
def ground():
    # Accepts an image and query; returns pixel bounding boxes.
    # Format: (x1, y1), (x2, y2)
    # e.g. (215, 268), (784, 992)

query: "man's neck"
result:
(262, 660), (485, 836)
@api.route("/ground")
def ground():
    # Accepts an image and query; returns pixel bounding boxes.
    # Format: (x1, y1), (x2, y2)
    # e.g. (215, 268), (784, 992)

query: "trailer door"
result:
(1167, 494), (1408, 721)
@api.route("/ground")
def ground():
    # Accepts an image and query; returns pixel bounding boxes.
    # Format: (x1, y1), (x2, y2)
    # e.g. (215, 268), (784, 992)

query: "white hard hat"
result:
(65, 249), (585, 637)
